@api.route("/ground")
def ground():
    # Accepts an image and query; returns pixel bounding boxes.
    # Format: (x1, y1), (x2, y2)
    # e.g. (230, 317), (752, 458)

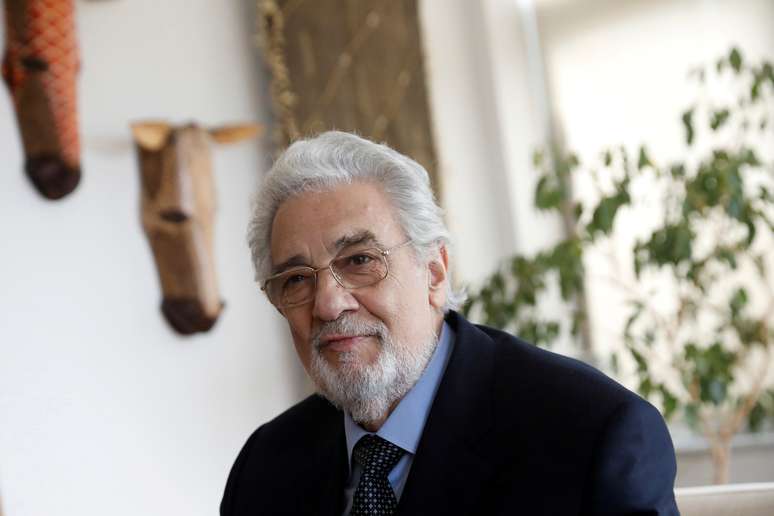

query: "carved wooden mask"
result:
(131, 121), (259, 335)
(2, 0), (82, 200)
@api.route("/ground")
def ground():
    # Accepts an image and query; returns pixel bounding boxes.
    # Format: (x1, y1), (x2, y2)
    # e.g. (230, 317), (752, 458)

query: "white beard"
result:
(310, 314), (437, 425)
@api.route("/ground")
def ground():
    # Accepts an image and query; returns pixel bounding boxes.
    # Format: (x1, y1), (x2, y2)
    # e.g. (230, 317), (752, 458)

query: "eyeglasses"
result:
(261, 240), (413, 309)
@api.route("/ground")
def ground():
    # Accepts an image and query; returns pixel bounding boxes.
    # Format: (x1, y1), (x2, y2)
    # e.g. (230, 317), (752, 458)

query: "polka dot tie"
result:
(350, 434), (406, 516)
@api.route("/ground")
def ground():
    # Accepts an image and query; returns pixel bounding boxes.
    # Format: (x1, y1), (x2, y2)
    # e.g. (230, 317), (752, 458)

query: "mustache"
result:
(312, 315), (387, 350)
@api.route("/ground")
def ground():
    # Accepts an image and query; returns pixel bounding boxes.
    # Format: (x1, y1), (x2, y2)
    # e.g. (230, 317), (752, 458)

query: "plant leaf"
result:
(729, 47), (743, 73)
(682, 109), (695, 145)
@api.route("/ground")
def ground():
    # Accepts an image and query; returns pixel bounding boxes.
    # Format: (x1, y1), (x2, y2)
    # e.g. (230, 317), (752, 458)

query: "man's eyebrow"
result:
(333, 230), (379, 251)
(270, 230), (380, 275)
(270, 255), (308, 275)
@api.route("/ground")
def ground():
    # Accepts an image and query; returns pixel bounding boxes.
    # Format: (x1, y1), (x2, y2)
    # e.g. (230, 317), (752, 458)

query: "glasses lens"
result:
(331, 249), (388, 288)
(268, 268), (315, 307)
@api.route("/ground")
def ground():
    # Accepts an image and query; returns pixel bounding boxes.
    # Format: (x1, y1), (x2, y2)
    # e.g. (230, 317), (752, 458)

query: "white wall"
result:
(420, 0), (522, 287)
(0, 2), (307, 515)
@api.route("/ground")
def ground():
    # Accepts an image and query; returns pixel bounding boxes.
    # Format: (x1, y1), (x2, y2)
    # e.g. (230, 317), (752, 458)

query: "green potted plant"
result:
(463, 48), (774, 484)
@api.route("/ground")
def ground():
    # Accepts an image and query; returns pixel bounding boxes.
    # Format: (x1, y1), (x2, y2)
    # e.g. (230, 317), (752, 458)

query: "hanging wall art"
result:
(257, 0), (442, 197)
(2, 0), (82, 200)
(131, 121), (260, 336)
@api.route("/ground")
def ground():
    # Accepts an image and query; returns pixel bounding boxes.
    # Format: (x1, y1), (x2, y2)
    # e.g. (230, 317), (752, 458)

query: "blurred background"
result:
(1, 0), (772, 515)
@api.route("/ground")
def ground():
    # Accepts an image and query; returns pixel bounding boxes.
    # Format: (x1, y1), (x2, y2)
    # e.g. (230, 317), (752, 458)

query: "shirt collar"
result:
(344, 320), (455, 466)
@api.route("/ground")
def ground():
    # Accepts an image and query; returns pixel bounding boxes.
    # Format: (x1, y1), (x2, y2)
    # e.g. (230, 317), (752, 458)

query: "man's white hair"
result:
(247, 131), (465, 312)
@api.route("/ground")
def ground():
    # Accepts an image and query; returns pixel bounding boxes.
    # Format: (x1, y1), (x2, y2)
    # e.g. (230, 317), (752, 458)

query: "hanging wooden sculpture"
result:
(2, 0), (82, 200)
(131, 121), (260, 336)
(258, 0), (442, 196)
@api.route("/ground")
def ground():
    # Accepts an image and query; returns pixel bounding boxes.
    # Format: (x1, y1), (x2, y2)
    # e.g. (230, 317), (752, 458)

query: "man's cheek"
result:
(288, 326), (313, 363)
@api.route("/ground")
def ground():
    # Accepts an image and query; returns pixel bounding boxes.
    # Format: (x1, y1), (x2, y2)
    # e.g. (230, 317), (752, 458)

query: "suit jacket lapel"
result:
(323, 418), (349, 515)
(396, 312), (498, 515)
(295, 398), (349, 516)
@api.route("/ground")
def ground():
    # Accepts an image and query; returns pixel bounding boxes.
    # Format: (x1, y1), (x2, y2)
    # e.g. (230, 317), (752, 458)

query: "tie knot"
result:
(353, 434), (405, 476)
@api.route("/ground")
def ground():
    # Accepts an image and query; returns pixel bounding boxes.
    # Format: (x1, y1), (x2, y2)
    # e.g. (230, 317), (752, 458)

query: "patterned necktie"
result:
(350, 434), (406, 516)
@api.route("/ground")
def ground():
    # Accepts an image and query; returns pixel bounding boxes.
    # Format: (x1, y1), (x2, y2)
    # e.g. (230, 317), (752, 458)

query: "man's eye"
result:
(348, 254), (374, 266)
(284, 274), (309, 287)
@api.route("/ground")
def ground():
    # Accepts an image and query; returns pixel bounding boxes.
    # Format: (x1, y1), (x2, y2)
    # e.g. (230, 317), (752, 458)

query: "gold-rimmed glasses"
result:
(261, 240), (413, 308)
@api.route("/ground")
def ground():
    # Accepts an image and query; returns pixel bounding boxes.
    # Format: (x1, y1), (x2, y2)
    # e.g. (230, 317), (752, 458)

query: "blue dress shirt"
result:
(341, 321), (455, 515)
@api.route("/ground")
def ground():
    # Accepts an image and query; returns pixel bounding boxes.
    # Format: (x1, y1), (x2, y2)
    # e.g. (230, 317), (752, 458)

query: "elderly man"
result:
(221, 132), (679, 515)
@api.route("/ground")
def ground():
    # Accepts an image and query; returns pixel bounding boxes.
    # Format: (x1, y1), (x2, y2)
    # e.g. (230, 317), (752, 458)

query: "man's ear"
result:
(428, 243), (449, 310)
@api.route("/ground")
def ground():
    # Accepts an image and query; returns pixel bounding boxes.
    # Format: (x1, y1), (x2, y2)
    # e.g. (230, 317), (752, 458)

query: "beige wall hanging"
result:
(257, 0), (441, 196)
(131, 121), (260, 336)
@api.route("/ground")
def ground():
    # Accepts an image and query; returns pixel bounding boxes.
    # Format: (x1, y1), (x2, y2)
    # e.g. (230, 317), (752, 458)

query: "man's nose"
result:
(312, 268), (358, 321)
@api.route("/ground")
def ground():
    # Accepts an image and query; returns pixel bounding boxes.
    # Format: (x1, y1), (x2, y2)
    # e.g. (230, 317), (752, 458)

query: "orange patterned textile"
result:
(2, 0), (81, 200)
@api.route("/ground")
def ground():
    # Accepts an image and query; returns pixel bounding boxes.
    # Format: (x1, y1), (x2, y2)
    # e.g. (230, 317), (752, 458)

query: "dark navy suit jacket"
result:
(221, 311), (679, 515)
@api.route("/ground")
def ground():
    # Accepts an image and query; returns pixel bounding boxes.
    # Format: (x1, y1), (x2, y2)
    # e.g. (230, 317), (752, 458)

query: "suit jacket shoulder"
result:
(479, 320), (644, 438)
(220, 395), (348, 516)
(395, 312), (677, 515)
